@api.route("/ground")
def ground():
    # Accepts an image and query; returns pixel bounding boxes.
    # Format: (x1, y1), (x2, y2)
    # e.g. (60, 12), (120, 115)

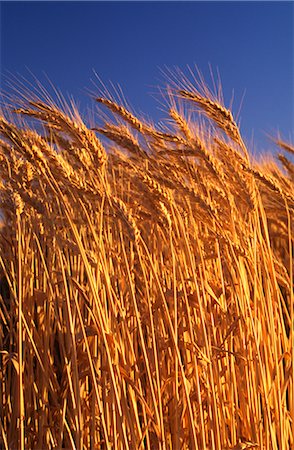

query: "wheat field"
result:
(0, 74), (293, 449)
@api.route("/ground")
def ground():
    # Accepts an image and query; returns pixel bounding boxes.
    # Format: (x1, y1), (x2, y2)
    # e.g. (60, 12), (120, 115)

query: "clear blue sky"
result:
(0, 1), (293, 154)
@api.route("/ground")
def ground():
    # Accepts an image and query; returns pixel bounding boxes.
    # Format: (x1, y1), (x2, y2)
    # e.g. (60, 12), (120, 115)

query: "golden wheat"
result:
(0, 75), (293, 450)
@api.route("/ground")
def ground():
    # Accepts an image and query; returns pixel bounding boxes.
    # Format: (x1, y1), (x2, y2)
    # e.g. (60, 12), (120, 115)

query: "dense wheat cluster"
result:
(0, 75), (293, 450)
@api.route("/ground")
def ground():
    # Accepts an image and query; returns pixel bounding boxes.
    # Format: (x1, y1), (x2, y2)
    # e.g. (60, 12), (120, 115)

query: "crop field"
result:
(0, 75), (293, 449)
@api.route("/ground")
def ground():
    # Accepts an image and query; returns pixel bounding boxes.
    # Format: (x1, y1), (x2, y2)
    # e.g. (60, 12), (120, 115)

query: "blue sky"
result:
(0, 1), (293, 154)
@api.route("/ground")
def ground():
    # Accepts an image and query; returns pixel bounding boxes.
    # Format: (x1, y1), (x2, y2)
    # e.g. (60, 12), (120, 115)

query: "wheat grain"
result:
(0, 74), (292, 450)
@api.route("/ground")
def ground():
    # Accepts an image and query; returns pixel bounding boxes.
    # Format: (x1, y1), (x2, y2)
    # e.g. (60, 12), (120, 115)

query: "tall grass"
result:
(0, 75), (293, 449)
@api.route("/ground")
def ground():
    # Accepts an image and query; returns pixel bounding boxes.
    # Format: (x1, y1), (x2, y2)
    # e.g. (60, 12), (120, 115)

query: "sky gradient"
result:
(1, 1), (293, 154)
